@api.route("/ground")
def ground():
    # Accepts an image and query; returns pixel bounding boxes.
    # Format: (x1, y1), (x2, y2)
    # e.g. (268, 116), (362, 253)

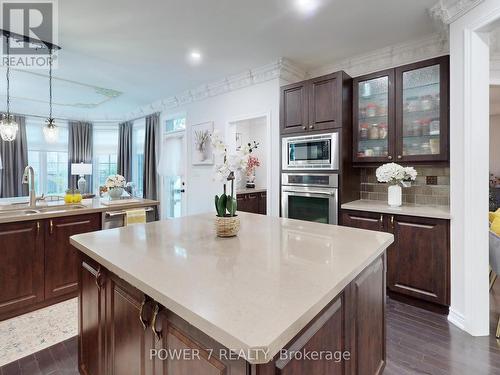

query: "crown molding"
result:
(430, 0), (485, 25)
(126, 58), (306, 120)
(308, 33), (449, 79)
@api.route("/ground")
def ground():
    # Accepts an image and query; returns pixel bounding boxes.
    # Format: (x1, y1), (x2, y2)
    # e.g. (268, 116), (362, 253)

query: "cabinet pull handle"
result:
(139, 298), (150, 330)
(151, 303), (162, 342)
(49, 219), (54, 235)
(302, 126), (306, 130)
(391, 215), (394, 228)
(36, 221), (40, 236)
(397, 155), (402, 160)
(95, 267), (105, 291)
(379, 215), (383, 223)
(388, 156), (393, 160)
(309, 125), (314, 129)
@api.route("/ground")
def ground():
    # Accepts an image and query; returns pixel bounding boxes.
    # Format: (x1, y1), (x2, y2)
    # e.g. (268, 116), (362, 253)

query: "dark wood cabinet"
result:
(388, 215), (449, 307)
(45, 214), (101, 300)
(353, 56), (449, 163)
(280, 81), (308, 134)
(280, 72), (349, 135)
(0, 220), (44, 320)
(341, 209), (450, 312)
(0, 212), (101, 321)
(79, 259), (107, 375)
(237, 191), (266, 215)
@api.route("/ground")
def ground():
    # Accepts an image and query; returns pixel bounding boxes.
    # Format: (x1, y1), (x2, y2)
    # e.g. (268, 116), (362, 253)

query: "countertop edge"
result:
(0, 200), (160, 224)
(70, 230), (394, 364)
(341, 200), (451, 220)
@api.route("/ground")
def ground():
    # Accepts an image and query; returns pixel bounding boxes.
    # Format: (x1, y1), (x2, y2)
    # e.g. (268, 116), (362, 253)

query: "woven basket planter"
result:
(215, 215), (240, 237)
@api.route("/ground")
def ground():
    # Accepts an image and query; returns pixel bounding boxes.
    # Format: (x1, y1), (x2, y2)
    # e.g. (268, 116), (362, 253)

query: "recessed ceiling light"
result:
(188, 50), (202, 65)
(295, 0), (320, 15)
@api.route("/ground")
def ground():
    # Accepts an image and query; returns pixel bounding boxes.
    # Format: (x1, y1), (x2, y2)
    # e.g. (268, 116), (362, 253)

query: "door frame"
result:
(226, 112), (272, 216)
(449, 0), (500, 336)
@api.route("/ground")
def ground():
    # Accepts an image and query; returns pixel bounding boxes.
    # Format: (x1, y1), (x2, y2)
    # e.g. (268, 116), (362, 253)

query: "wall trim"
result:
(430, 0), (486, 24)
(448, 307), (466, 330)
(126, 58), (306, 120)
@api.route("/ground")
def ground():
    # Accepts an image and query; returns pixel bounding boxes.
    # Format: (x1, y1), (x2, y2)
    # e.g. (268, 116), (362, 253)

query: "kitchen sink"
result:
(0, 209), (40, 217)
(38, 204), (87, 213)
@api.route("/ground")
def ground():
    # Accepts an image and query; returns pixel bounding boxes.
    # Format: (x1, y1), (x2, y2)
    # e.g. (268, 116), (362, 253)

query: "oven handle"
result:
(105, 207), (155, 218)
(282, 189), (336, 196)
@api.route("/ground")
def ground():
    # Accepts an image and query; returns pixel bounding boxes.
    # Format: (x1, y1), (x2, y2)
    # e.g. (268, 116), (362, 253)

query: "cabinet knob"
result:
(309, 125), (314, 129)
(302, 126), (306, 130)
(397, 155), (402, 160)
(388, 156), (393, 160)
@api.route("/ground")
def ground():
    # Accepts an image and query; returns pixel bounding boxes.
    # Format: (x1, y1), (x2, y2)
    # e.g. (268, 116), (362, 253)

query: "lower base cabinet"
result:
(78, 253), (386, 375)
(237, 191), (267, 215)
(341, 210), (450, 312)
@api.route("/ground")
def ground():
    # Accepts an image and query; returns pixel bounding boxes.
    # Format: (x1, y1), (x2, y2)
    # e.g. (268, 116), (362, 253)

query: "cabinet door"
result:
(341, 210), (385, 232)
(308, 73), (339, 131)
(246, 193), (260, 213)
(79, 257), (106, 375)
(0, 220), (44, 319)
(236, 194), (249, 213)
(106, 275), (154, 375)
(258, 192), (267, 215)
(280, 81), (308, 134)
(45, 213), (101, 300)
(395, 56), (449, 162)
(387, 215), (449, 306)
(353, 70), (395, 163)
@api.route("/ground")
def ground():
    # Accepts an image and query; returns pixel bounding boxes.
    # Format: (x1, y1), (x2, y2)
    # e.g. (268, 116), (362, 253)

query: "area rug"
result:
(0, 298), (78, 366)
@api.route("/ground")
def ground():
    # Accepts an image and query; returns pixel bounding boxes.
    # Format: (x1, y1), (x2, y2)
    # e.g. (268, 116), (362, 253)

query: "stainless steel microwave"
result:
(282, 132), (339, 171)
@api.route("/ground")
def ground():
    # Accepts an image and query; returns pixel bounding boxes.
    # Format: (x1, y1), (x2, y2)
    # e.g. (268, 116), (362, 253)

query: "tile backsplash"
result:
(360, 167), (450, 206)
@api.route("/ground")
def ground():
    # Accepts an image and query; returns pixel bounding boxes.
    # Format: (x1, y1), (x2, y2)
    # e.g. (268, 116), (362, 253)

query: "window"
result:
(132, 119), (145, 197)
(166, 117), (186, 133)
(93, 125), (119, 191)
(26, 118), (69, 195)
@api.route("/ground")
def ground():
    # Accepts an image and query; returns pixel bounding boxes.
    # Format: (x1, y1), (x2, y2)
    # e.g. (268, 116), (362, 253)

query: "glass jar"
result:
(378, 123), (388, 139)
(72, 189), (82, 203)
(64, 189), (74, 204)
(359, 123), (369, 140)
(366, 103), (378, 118)
(368, 124), (379, 140)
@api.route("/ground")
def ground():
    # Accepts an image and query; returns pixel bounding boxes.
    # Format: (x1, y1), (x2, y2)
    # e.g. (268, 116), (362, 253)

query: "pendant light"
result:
(42, 48), (58, 143)
(0, 35), (18, 142)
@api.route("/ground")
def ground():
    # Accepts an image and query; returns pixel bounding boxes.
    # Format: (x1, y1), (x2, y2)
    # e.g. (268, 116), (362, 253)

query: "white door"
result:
(159, 132), (187, 218)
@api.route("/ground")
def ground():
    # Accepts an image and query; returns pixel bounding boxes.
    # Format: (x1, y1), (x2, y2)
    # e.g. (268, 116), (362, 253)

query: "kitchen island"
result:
(70, 212), (393, 375)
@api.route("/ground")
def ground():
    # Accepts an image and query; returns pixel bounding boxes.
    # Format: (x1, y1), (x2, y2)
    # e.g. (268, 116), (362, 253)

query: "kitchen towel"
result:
(125, 208), (147, 226)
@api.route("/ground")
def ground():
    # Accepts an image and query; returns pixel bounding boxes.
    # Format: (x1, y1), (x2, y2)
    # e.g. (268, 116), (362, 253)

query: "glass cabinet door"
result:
(397, 57), (448, 161)
(354, 72), (393, 162)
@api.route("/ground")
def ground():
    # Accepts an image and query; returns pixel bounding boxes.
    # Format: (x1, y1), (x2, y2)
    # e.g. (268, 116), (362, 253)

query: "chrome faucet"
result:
(22, 166), (37, 207)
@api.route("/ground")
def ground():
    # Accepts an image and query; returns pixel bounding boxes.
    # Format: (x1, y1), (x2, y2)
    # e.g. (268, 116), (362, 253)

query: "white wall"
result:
(158, 79), (280, 217)
(491, 115), (500, 176)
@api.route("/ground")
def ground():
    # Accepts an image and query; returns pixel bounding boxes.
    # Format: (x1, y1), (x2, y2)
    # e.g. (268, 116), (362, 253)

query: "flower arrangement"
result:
(211, 132), (250, 218)
(376, 163), (417, 186)
(195, 130), (210, 152)
(105, 174), (126, 189)
(246, 155), (260, 176)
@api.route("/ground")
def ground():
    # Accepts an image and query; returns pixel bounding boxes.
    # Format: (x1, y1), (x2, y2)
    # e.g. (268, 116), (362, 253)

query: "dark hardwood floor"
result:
(2, 291), (500, 375)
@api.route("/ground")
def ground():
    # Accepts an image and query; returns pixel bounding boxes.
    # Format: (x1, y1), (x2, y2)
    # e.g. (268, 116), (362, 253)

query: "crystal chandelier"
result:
(43, 48), (58, 143)
(0, 35), (18, 142)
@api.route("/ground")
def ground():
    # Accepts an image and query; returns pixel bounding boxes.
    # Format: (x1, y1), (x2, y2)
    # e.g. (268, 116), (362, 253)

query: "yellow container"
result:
(64, 190), (74, 204)
(72, 192), (82, 203)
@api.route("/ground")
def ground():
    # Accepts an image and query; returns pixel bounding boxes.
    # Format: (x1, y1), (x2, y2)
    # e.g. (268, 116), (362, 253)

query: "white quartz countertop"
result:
(341, 200), (451, 220)
(236, 188), (266, 195)
(0, 197), (159, 224)
(70, 213), (394, 364)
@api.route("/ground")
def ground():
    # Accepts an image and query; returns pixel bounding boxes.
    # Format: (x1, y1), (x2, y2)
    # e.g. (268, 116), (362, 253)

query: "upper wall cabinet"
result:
(280, 72), (350, 135)
(354, 56), (449, 163)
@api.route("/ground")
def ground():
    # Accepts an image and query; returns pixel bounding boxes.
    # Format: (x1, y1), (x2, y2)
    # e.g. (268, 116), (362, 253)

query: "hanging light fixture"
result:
(0, 34), (18, 142)
(43, 48), (58, 143)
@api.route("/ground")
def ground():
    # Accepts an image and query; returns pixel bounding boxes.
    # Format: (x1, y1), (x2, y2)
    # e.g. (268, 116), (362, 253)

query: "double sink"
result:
(0, 204), (87, 218)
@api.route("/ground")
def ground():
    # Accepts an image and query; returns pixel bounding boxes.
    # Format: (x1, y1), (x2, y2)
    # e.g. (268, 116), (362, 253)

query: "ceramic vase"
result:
(388, 184), (402, 207)
(108, 187), (124, 200)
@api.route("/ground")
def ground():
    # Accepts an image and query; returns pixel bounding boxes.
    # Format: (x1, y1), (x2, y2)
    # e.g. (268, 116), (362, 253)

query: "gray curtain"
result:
(68, 121), (93, 193)
(0, 114), (28, 197)
(143, 113), (159, 200)
(117, 121), (133, 182)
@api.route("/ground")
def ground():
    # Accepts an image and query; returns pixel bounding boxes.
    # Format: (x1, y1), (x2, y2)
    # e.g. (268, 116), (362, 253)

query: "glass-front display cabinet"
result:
(353, 56), (449, 163)
(353, 70), (394, 162)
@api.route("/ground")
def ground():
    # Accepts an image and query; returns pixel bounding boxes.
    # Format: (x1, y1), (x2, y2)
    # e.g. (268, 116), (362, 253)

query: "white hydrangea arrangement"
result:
(105, 174), (126, 189)
(376, 163), (417, 187)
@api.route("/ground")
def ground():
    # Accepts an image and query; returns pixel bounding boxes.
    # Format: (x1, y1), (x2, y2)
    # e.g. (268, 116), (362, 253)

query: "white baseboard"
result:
(448, 308), (466, 330)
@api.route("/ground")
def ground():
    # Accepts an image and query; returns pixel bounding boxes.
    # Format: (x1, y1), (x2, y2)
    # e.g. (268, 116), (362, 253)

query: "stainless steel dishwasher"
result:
(102, 206), (157, 229)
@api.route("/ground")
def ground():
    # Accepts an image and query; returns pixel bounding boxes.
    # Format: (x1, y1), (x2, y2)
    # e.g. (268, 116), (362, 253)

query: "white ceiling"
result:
(0, 0), (439, 121)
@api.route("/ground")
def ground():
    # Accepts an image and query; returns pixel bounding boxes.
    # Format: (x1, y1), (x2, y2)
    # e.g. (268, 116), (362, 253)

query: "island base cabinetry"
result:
(77, 252), (385, 375)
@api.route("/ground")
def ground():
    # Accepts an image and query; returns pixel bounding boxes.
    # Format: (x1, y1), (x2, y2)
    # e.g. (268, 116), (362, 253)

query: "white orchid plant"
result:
(211, 132), (251, 217)
(376, 163), (417, 187)
(105, 174), (126, 189)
